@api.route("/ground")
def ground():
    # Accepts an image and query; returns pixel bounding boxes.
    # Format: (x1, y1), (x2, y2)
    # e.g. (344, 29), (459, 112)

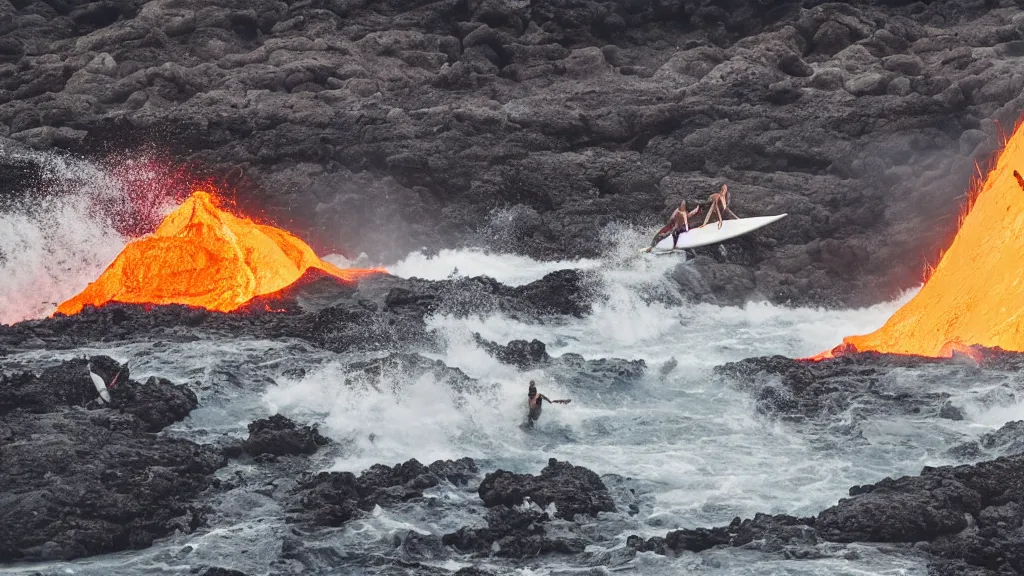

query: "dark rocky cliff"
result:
(2, 0), (1023, 306)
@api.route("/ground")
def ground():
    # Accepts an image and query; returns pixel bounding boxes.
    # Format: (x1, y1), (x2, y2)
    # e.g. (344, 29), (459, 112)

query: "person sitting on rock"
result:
(526, 380), (569, 427)
(1014, 170), (1024, 191)
(643, 199), (701, 253)
(700, 183), (739, 229)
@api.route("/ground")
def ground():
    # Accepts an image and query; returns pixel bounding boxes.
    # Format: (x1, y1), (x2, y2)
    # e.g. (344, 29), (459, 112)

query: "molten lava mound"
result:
(813, 119), (1024, 360)
(56, 188), (384, 316)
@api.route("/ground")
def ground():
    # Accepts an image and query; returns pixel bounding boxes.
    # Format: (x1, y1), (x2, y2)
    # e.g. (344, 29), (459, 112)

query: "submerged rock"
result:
(442, 506), (586, 558)
(628, 513), (817, 556)
(290, 458), (478, 527)
(713, 353), (991, 422)
(478, 458), (616, 521)
(633, 448), (1024, 574)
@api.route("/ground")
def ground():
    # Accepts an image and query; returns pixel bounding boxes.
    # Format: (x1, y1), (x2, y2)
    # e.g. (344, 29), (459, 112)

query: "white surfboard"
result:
(87, 363), (112, 404)
(645, 214), (787, 253)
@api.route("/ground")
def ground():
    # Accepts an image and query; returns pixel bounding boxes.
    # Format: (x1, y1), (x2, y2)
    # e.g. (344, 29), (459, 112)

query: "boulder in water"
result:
(478, 458), (615, 520)
(242, 414), (330, 457)
(290, 458), (478, 527)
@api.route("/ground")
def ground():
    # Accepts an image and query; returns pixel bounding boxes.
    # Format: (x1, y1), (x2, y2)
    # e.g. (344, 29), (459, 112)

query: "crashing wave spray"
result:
(0, 145), (182, 324)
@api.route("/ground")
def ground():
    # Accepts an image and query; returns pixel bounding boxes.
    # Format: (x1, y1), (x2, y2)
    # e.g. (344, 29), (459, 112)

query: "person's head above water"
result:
(528, 380), (537, 398)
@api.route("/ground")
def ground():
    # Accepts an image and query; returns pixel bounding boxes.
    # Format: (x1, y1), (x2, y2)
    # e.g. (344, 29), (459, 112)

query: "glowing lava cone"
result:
(814, 121), (1024, 360)
(56, 187), (384, 316)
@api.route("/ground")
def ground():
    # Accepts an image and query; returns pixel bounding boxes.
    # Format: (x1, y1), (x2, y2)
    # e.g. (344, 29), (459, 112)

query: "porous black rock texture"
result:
(0, 269), (591, 354)
(442, 506), (586, 558)
(477, 458), (616, 520)
(628, 513), (817, 556)
(0, 358), (223, 563)
(815, 455), (1024, 575)
(289, 457), (478, 527)
(241, 413), (330, 457)
(713, 352), (1005, 422)
(3, 0), (1023, 307)
(442, 458), (614, 559)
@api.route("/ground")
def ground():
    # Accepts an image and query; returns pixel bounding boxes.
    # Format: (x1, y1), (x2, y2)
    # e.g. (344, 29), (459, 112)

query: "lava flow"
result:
(811, 120), (1024, 360)
(56, 186), (384, 316)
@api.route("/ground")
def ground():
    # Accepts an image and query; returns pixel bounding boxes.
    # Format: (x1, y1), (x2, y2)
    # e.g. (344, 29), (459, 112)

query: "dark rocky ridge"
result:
(0, 268), (590, 352)
(630, 449), (1024, 576)
(0, 356), (225, 562)
(478, 458), (617, 520)
(443, 458), (615, 558)
(240, 413), (331, 457)
(3, 0), (1023, 306)
(714, 349), (1024, 424)
(289, 457), (479, 527)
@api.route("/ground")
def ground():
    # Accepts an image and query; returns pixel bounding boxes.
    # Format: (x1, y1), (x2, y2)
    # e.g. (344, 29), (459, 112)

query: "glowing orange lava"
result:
(56, 186), (384, 316)
(811, 119), (1024, 360)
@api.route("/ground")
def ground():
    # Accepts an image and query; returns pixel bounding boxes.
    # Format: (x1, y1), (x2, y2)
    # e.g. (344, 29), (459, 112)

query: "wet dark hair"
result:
(528, 380), (536, 397)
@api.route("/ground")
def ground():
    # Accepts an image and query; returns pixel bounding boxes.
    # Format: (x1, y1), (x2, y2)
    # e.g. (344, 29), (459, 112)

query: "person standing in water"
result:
(526, 381), (570, 427)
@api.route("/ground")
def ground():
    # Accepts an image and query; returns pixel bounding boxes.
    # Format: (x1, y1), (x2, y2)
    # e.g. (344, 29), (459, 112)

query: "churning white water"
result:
(265, 247), (947, 532)
(0, 156), (1000, 576)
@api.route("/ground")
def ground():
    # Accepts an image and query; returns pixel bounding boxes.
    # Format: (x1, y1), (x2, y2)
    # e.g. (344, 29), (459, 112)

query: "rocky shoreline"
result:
(5, 346), (1024, 575)
(4, 0), (1024, 574)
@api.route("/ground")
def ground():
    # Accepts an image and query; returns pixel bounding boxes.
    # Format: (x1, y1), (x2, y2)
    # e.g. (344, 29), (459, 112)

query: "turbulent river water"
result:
(1, 154), (1019, 576)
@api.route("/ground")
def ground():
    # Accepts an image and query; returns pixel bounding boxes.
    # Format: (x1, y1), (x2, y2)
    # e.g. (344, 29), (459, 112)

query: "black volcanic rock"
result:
(0, 359), (223, 563)
(630, 445), (1024, 574)
(0, 355), (197, 432)
(443, 459), (616, 559)
(111, 375), (199, 433)
(474, 334), (551, 369)
(713, 353), (980, 421)
(813, 455), (1024, 574)
(952, 420), (1024, 460)
(242, 414), (330, 457)
(628, 513), (817, 556)
(197, 569), (248, 576)
(3, 0), (1020, 307)
(0, 271), (591, 354)
(290, 458), (478, 527)
(478, 458), (615, 521)
(442, 506), (586, 558)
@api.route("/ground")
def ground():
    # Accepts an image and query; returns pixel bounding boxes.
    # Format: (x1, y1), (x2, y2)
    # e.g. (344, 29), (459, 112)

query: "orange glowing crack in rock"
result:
(811, 119), (1024, 360)
(56, 186), (385, 316)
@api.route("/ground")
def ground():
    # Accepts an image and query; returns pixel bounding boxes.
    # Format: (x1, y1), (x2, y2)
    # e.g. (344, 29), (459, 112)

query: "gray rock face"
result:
(0, 358), (224, 562)
(290, 457), (478, 527)
(0, 269), (592, 354)
(2, 1), (1022, 307)
(477, 458), (616, 520)
(241, 414), (331, 457)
